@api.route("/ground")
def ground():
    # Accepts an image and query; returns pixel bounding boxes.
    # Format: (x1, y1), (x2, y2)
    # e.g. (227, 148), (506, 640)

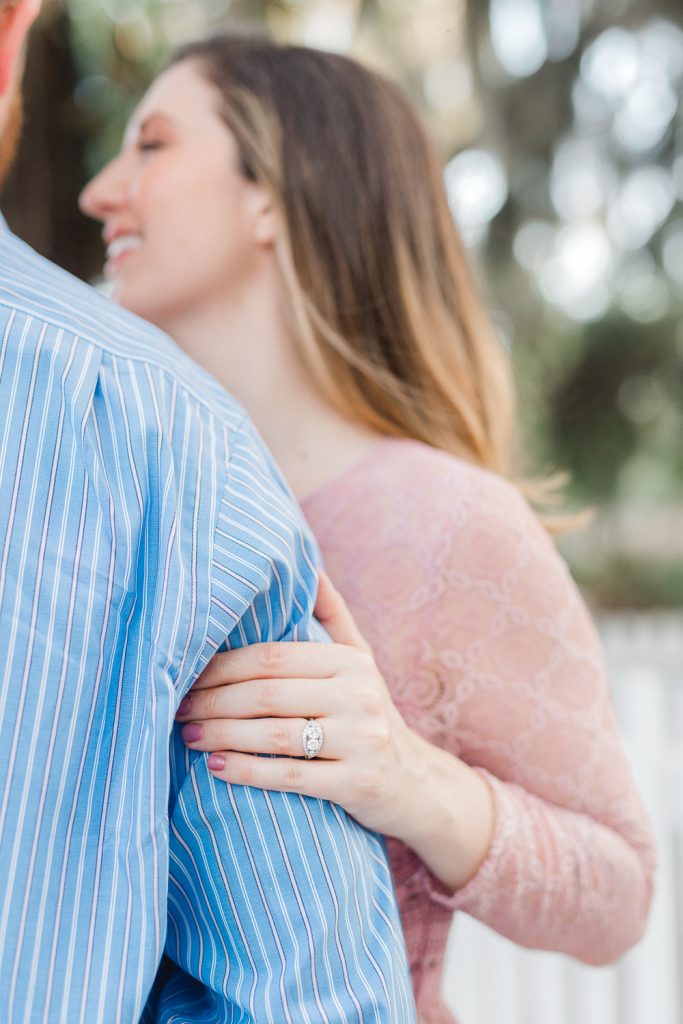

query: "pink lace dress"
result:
(300, 438), (655, 1024)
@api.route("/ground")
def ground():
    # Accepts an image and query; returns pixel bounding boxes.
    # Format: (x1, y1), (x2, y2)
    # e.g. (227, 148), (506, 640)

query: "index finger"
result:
(193, 641), (353, 690)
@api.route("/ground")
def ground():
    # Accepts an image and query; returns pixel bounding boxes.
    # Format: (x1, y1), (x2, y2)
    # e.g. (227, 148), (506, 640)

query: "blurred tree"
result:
(2, 0), (681, 604)
(461, 0), (683, 594)
(3, 0), (101, 276)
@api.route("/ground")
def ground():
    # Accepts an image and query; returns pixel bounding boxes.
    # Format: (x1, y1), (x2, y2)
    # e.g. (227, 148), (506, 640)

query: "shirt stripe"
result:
(0, 222), (415, 1022)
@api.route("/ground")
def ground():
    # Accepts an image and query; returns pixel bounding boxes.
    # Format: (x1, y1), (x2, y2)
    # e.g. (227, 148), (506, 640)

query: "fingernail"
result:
(176, 696), (192, 718)
(208, 754), (225, 772)
(181, 723), (203, 743)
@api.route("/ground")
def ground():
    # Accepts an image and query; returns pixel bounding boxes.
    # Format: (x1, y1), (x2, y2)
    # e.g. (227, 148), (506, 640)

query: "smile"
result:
(106, 234), (142, 262)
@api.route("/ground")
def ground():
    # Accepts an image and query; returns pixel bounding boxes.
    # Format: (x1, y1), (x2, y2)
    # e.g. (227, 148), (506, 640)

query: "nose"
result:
(79, 154), (129, 223)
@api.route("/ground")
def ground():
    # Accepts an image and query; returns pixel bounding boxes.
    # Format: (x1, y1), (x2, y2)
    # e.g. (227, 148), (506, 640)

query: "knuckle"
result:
(356, 769), (383, 802)
(354, 650), (375, 672)
(204, 689), (220, 718)
(268, 720), (293, 754)
(211, 651), (232, 678)
(259, 643), (284, 671)
(364, 720), (391, 752)
(283, 761), (302, 788)
(256, 678), (279, 713)
(360, 688), (383, 716)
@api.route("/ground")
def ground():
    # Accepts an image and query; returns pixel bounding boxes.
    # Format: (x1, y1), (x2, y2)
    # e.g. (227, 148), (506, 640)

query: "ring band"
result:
(302, 718), (324, 759)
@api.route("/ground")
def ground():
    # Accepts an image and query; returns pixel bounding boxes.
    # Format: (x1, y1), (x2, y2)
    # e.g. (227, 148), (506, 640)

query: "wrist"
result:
(396, 733), (495, 893)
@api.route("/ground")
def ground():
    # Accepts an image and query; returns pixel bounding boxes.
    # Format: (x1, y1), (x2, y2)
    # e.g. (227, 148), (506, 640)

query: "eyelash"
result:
(138, 141), (163, 154)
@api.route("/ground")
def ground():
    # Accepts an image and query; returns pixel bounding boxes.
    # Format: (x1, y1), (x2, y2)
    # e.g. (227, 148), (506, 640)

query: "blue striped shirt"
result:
(0, 221), (415, 1023)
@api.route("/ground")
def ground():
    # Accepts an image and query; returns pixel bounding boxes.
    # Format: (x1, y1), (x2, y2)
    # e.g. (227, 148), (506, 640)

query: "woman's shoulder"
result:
(304, 436), (542, 557)
(368, 438), (532, 526)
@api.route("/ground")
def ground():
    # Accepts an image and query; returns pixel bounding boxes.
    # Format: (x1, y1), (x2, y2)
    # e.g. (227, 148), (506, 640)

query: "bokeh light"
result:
(444, 149), (508, 244)
(490, 0), (547, 78)
(607, 166), (676, 250)
(10, 0), (682, 606)
(539, 221), (613, 322)
(580, 27), (640, 101)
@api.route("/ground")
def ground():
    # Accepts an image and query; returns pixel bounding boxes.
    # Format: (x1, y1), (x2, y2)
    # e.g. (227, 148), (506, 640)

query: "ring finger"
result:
(180, 716), (339, 760)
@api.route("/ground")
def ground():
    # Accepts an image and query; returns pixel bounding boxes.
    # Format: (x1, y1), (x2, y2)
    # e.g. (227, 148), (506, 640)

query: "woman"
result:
(80, 33), (655, 1022)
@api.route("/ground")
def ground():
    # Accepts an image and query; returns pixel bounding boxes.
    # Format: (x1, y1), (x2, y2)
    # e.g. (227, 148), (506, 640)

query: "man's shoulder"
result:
(0, 226), (243, 426)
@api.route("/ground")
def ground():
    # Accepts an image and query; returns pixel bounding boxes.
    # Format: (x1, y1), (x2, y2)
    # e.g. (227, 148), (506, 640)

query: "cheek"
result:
(132, 159), (202, 241)
(181, 187), (258, 281)
(147, 167), (247, 252)
(127, 161), (258, 308)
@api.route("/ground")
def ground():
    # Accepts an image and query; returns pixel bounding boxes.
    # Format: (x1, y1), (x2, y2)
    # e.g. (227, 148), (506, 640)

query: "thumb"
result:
(314, 571), (372, 654)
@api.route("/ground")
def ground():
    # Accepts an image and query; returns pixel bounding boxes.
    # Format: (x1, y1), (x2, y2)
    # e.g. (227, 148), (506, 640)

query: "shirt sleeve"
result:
(153, 421), (416, 1023)
(407, 471), (656, 966)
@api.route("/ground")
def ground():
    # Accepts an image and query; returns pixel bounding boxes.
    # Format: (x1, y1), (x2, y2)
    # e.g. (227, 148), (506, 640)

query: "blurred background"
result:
(3, 2), (682, 1020)
(5, 0), (683, 610)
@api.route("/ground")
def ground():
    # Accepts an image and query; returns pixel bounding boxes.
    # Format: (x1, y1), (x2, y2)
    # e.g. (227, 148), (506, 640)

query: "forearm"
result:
(160, 737), (417, 1022)
(406, 765), (655, 965)
(458, 772), (655, 963)
(393, 729), (495, 892)
(389, 726), (654, 963)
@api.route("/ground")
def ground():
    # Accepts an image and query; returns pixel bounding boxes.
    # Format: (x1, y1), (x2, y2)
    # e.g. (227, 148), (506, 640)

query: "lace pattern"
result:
(302, 439), (655, 1022)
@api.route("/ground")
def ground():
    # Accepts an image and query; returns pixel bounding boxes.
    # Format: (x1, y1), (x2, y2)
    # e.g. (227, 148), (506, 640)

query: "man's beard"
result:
(0, 89), (23, 190)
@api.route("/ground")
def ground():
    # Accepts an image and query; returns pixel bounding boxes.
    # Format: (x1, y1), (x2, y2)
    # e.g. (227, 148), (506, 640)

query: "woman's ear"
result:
(0, 0), (41, 94)
(252, 184), (278, 248)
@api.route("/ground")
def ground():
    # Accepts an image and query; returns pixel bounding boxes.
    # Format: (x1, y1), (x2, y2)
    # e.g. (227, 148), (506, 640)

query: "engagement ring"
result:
(302, 718), (324, 759)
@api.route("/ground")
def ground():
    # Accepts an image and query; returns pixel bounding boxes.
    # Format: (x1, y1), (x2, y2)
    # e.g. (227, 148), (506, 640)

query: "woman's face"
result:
(79, 60), (274, 333)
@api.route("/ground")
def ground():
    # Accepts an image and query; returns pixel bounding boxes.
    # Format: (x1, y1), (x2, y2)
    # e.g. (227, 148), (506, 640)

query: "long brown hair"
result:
(170, 33), (517, 478)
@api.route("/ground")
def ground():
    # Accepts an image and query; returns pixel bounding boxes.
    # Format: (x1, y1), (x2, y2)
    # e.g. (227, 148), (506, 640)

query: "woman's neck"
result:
(161, 280), (382, 500)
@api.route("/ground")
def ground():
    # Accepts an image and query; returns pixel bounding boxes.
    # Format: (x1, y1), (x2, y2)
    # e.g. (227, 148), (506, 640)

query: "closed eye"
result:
(137, 140), (164, 154)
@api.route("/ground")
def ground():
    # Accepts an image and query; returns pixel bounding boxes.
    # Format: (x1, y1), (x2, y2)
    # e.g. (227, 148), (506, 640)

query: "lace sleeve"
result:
(408, 470), (655, 965)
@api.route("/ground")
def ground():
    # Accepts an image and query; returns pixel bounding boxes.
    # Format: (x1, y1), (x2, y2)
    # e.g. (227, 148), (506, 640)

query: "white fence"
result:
(443, 612), (683, 1024)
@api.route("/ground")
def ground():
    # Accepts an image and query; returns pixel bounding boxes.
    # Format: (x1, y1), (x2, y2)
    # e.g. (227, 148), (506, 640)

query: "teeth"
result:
(107, 234), (141, 260)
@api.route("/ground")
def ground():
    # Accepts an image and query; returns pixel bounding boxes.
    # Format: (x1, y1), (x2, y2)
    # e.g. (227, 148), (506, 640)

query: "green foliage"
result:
(548, 316), (683, 503)
(34, 0), (683, 607)
(574, 554), (683, 610)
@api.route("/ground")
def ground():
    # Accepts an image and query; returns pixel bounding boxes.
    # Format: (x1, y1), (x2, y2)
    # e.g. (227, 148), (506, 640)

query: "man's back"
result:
(0, 225), (415, 1022)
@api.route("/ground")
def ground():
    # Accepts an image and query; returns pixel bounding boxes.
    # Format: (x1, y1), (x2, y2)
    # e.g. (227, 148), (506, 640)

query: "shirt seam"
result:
(0, 293), (239, 421)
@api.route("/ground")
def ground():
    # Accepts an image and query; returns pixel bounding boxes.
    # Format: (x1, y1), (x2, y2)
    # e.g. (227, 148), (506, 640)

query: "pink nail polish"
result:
(208, 754), (225, 771)
(176, 696), (192, 718)
(181, 723), (202, 742)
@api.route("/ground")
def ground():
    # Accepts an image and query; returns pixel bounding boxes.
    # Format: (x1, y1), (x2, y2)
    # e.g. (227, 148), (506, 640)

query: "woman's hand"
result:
(175, 573), (422, 837)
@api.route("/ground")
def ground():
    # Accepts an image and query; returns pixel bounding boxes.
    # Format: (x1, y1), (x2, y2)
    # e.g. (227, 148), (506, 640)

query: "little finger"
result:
(205, 751), (344, 803)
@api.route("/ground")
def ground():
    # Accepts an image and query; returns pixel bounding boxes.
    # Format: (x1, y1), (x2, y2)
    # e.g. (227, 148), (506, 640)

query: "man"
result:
(0, 3), (415, 1020)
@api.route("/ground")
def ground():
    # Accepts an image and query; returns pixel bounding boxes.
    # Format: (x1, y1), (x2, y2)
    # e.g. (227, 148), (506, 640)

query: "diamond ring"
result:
(302, 718), (324, 759)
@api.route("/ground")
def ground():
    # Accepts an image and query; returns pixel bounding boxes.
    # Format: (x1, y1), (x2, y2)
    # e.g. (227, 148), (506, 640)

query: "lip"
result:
(102, 224), (138, 246)
(103, 229), (142, 277)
